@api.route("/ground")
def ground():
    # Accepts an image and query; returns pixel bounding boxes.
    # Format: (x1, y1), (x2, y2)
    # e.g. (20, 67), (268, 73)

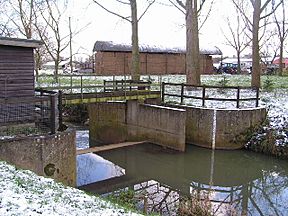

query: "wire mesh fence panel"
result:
(0, 96), (55, 134)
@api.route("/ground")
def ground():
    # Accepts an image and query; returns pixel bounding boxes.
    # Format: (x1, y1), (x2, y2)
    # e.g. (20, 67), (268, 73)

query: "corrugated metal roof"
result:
(93, 40), (222, 55)
(0, 37), (43, 48)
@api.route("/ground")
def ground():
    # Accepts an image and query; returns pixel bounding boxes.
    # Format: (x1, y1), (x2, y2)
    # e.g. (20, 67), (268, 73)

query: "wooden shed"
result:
(0, 37), (42, 99)
(93, 41), (222, 76)
(0, 37), (50, 128)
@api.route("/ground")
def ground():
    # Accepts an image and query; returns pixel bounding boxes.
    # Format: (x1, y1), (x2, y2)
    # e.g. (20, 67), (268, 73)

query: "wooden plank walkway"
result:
(77, 141), (146, 155)
(62, 91), (161, 105)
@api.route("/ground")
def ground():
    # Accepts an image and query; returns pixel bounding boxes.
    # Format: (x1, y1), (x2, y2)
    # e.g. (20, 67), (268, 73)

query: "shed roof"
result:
(0, 37), (42, 48)
(93, 41), (222, 55)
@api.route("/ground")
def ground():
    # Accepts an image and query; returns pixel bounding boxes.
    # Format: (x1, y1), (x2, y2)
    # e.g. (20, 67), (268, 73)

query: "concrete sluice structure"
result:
(88, 99), (267, 151)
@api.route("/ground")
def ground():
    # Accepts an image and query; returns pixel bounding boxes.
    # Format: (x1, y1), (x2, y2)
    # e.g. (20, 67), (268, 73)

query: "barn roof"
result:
(0, 37), (42, 48)
(93, 41), (222, 55)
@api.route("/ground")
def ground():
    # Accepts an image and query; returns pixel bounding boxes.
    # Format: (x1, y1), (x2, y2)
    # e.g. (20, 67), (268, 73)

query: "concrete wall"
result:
(183, 106), (267, 149)
(215, 108), (267, 149)
(89, 100), (186, 151)
(185, 107), (214, 148)
(89, 101), (266, 151)
(89, 102), (127, 145)
(127, 101), (186, 151)
(0, 129), (76, 186)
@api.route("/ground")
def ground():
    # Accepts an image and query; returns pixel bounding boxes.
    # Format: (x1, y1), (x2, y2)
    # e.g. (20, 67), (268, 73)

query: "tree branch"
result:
(168, 0), (185, 14)
(93, 0), (131, 22)
(138, 0), (156, 21)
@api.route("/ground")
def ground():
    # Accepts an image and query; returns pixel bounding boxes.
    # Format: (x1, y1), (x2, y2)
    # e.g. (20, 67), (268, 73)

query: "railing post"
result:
(70, 75), (73, 94)
(103, 80), (106, 92)
(180, 83), (184, 105)
(256, 87), (259, 107)
(50, 94), (57, 134)
(236, 86), (240, 108)
(58, 90), (63, 129)
(80, 75), (83, 100)
(202, 86), (206, 107)
(161, 82), (165, 103)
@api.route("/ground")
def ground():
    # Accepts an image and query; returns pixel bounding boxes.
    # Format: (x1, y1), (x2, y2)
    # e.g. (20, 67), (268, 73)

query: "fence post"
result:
(256, 87), (259, 107)
(103, 80), (106, 92)
(58, 90), (63, 129)
(143, 195), (148, 214)
(161, 82), (165, 103)
(180, 83), (184, 105)
(202, 86), (206, 107)
(80, 75), (83, 100)
(236, 86), (240, 108)
(70, 75), (73, 94)
(50, 94), (57, 134)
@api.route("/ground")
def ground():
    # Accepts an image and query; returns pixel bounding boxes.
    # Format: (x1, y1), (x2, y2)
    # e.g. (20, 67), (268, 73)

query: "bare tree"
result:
(33, 0), (85, 81)
(222, 2), (251, 74)
(232, 0), (282, 88)
(7, 0), (35, 39)
(168, 0), (213, 85)
(273, 0), (288, 75)
(93, 0), (155, 80)
(35, 0), (69, 81)
(260, 30), (279, 65)
(0, 1), (16, 36)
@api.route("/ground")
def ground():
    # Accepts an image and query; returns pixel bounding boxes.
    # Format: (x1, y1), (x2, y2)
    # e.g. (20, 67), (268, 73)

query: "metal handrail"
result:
(162, 82), (260, 108)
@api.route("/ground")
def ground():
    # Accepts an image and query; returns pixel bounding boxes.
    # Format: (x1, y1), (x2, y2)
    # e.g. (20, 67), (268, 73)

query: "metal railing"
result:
(103, 80), (152, 92)
(161, 82), (260, 108)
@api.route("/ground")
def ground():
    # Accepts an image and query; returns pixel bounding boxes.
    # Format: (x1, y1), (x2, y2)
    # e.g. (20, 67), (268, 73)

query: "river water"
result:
(76, 129), (288, 216)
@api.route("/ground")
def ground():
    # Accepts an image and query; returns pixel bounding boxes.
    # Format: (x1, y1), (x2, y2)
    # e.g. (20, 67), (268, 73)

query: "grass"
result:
(36, 75), (103, 88)
(36, 74), (288, 90)
(0, 124), (42, 137)
(201, 74), (288, 89)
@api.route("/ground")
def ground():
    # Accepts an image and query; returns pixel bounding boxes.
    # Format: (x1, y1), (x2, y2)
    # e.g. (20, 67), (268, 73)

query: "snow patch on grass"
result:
(0, 161), (142, 216)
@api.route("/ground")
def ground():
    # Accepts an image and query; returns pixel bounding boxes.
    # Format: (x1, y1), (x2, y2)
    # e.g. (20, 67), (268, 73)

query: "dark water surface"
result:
(76, 130), (288, 216)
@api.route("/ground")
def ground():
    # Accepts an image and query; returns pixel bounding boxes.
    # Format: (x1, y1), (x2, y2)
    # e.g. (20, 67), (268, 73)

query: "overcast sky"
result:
(64, 0), (244, 58)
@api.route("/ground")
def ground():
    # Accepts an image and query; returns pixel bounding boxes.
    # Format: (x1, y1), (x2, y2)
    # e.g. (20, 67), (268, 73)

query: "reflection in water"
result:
(77, 153), (125, 186)
(76, 129), (125, 186)
(77, 139), (288, 216)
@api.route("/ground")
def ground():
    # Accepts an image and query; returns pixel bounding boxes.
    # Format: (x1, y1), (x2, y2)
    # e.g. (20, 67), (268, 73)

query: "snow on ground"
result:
(0, 161), (142, 216)
(252, 89), (288, 148)
(1, 75), (287, 215)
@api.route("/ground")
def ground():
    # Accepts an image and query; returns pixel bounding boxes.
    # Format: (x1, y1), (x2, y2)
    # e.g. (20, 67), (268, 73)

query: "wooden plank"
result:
(62, 93), (161, 105)
(77, 141), (146, 155)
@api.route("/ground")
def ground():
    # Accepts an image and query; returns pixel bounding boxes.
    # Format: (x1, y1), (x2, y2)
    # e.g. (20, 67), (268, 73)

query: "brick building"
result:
(93, 41), (222, 76)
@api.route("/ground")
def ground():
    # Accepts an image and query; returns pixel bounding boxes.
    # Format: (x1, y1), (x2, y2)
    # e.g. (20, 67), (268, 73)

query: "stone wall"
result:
(89, 100), (186, 151)
(0, 129), (76, 186)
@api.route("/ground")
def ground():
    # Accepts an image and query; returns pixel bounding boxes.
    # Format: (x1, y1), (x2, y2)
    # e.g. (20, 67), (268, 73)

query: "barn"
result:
(93, 41), (222, 76)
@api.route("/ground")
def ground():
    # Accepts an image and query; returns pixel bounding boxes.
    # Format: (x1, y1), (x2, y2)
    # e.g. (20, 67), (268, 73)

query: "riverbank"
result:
(0, 161), (142, 216)
(245, 89), (288, 159)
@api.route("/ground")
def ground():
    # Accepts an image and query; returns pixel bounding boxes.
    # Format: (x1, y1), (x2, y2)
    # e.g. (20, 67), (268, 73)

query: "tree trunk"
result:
(186, 0), (200, 85)
(130, 0), (140, 81)
(237, 50), (241, 74)
(251, 0), (261, 88)
(54, 51), (60, 83)
(279, 38), (284, 76)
